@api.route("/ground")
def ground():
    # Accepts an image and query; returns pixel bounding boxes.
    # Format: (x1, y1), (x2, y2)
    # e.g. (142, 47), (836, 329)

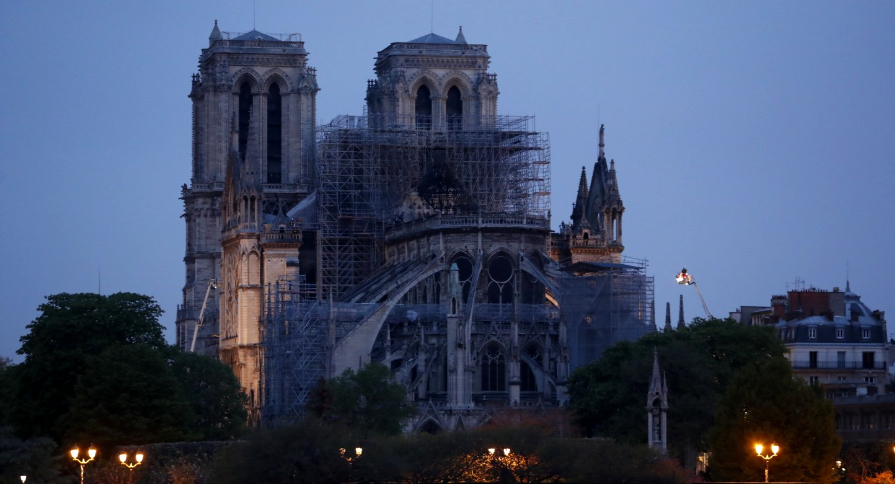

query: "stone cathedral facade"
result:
(176, 23), (654, 428)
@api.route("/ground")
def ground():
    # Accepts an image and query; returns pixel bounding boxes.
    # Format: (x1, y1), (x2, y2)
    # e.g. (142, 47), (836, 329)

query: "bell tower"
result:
(177, 21), (319, 358)
(365, 27), (499, 129)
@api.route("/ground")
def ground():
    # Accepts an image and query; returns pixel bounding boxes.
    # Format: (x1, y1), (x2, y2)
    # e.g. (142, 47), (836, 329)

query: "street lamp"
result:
(119, 451), (145, 484)
(70, 444), (97, 484)
(20, 476), (26, 484)
(340, 447), (362, 464)
(755, 443), (779, 483)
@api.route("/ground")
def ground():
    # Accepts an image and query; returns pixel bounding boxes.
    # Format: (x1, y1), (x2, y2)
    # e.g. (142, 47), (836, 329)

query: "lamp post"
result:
(339, 447), (362, 464)
(755, 443), (779, 483)
(20, 476), (26, 484)
(70, 444), (97, 484)
(119, 451), (145, 484)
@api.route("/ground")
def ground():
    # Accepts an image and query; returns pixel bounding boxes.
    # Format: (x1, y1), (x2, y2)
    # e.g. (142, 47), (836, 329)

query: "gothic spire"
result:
(570, 166), (589, 226)
(209, 19), (222, 44)
(648, 348), (665, 402)
(677, 294), (686, 330)
(664, 302), (673, 332)
(455, 26), (467, 44)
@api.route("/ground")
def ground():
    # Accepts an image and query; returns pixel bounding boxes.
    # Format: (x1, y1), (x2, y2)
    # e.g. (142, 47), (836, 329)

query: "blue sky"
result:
(1, 1), (893, 360)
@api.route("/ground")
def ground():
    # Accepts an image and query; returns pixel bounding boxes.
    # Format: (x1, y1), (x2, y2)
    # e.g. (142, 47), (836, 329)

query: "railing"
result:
(385, 214), (549, 239)
(791, 361), (887, 370)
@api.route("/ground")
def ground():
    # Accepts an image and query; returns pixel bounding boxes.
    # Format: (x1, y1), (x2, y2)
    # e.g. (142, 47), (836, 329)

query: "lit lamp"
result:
(339, 447), (362, 464)
(20, 476), (26, 484)
(70, 444), (97, 484)
(754, 443), (779, 483)
(119, 451), (145, 484)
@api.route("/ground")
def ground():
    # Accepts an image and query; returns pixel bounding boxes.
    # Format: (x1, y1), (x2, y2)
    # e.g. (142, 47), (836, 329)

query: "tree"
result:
(8, 293), (166, 440)
(170, 350), (248, 440)
(0, 427), (66, 484)
(567, 317), (787, 463)
(327, 363), (416, 436)
(211, 421), (350, 484)
(61, 344), (197, 449)
(707, 357), (841, 483)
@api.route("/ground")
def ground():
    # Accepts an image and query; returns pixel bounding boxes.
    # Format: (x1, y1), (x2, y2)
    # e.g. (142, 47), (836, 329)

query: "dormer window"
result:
(808, 327), (817, 339)
(836, 328), (845, 339)
(862, 328), (870, 339)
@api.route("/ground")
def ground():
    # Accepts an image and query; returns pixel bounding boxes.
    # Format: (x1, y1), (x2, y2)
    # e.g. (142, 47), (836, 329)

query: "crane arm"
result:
(691, 282), (713, 319)
(189, 279), (217, 353)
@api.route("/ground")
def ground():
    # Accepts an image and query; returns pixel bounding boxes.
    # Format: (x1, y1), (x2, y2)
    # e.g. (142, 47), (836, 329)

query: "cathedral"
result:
(176, 23), (654, 428)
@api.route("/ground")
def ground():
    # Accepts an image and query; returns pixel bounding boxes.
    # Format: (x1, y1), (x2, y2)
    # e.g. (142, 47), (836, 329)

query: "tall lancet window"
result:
(415, 85), (432, 130)
(267, 83), (282, 183)
(446, 86), (462, 130)
(238, 82), (253, 161)
(481, 343), (506, 391)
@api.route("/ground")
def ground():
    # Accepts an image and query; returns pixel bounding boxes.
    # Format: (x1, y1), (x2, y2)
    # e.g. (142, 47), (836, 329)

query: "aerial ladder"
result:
(675, 267), (713, 319)
(189, 279), (217, 353)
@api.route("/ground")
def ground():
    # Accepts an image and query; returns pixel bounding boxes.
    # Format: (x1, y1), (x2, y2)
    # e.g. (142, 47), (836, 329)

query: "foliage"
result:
(0, 426), (67, 484)
(326, 363), (417, 436)
(8, 293), (166, 440)
(840, 441), (895, 484)
(210, 419), (686, 484)
(78, 441), (232, 484)
(61, 344), (197, 449)
(707, 357), (841, 483)
(170, 351), (248, 440)
(567, 317), (786, 462)
(3, 292), (247, 451)
(211, 420), (350, 484)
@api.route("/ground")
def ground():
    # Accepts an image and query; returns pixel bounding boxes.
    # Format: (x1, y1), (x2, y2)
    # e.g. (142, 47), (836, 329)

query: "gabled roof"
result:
(407, 32), (461, 44)
(233, 29), (279, 41)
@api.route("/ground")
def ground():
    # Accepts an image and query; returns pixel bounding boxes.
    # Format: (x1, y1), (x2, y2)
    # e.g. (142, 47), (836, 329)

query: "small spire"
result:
(570, 166), (589, 224)
(455, 26), (467, 44)
(598, 124), (605, 160)
(209, 19), (222, 43)
(677, 295), (686, 329)
(664, 302), (673, 332)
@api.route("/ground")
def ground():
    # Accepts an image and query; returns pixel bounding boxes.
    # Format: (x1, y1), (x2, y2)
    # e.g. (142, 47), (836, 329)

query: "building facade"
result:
(768, 284), (888, 398)
(178, 24), (655, 428)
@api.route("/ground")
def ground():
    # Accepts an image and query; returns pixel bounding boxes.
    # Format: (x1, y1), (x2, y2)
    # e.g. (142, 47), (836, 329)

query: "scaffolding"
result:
(260, 278), (326, 425)
(316, 114), (551, 300)
(558, 257), (655, 370)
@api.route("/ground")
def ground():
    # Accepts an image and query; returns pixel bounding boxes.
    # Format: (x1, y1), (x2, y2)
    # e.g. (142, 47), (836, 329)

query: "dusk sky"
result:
(2, 1), (893, 361)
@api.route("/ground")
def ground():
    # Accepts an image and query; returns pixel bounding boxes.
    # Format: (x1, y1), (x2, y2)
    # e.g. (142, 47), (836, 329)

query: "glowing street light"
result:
(70, 444), (97, 484)
(20, 476), (26, 484)
(340, 447), (362, 464)
(755, 443), (779, 483)
(119, 451), (145, 484)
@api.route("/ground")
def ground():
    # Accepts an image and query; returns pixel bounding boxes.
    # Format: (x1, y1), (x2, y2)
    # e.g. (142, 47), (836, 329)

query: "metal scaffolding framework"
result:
(260, 279), (326, 425)
(559, 257), (655, 369)
(316, 114), (551, 300)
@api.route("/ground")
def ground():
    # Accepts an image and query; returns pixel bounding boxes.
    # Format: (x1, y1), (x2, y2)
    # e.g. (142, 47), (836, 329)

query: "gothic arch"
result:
(408, 72), (439, 98)
(416, 417), (443, 434)
(262, 69), (291, 92)
(231, 68), (262, 92)
(440, 72), (474, 99)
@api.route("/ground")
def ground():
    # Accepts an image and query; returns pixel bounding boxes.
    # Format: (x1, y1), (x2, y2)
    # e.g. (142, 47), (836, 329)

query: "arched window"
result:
(415, 85), (432, 130)
(481, 342), (506, 391)
(487, 254), (514, 304)
(453, 256), (473, 303)
(267, 83), (282, 183)
(238, 82), (253, 161)
(446, 86), (462, 130)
